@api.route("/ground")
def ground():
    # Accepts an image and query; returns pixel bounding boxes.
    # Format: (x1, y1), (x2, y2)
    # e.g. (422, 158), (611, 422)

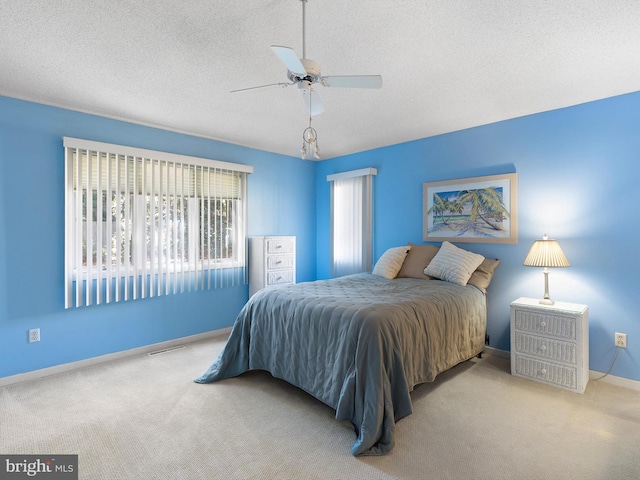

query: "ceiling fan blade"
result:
(271, 45), (306, 76)
(230, 82), (293, 93)
(298, 82), (324, 116)
(321, 75), (383, 89)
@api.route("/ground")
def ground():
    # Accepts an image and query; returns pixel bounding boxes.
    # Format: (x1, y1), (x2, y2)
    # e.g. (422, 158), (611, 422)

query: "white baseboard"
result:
(5, 334), (639, 393)
(589, 370), (640, 392)
(483, 346), (510, 359)
(0, 327), (232, 388)
(484, 346), (640, 392)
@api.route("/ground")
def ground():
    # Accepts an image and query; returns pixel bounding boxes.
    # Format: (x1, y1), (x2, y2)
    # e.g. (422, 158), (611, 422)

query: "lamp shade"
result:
(523, 234), (570, 268)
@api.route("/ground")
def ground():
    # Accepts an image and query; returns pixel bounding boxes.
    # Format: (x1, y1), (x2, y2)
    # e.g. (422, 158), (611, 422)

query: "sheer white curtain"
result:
(328, 168), (377, 277)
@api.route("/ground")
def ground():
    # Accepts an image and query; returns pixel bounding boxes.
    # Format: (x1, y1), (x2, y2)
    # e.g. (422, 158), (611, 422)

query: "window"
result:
(327, 168), (377, 277)
(64, 137), (253, 308)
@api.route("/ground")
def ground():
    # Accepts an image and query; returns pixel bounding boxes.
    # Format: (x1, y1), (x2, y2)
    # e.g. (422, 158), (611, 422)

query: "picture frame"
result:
(423, 173), (518, 244)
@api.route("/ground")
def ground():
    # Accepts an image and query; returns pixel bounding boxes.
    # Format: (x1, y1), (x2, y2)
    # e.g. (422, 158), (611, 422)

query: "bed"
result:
(196, 242), (499, 456)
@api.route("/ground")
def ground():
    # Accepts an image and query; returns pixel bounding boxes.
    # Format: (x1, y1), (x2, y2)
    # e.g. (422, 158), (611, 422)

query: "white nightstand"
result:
(510, 297), (589, 393)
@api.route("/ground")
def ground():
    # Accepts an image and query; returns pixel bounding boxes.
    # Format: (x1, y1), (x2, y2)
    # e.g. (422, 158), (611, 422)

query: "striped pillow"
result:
(372, 246), (411, 279)
(424, 241), (485, 286)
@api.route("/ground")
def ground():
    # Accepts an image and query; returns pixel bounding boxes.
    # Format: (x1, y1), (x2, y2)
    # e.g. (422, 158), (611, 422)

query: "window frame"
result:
(327, 168), (377, 277)
(64, 137), (253, 308)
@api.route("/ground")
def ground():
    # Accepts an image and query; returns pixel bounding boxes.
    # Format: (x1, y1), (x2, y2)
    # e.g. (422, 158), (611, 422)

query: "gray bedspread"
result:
(195, 273), (487, 455)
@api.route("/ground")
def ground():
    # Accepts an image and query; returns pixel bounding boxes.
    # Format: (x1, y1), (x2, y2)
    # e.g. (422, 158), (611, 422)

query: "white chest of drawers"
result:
(249, 236), (296, 297)
(510, 297), (589, 393)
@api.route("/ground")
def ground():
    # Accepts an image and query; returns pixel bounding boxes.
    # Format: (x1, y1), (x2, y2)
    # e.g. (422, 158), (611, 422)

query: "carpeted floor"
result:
(1, 333), (639, 479)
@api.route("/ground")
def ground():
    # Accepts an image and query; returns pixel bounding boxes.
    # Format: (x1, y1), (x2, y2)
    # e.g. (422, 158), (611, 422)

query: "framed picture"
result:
(423, 173), (518, 244)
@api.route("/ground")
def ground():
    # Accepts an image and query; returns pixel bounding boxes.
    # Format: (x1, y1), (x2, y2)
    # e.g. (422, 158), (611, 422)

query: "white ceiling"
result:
(2, 1), (640, 160)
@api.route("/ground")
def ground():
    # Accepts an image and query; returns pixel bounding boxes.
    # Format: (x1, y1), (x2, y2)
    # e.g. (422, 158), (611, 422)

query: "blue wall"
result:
(0, 96), (316, 378)
(316, 91), (640, 383)
(3, 91), (640, 384)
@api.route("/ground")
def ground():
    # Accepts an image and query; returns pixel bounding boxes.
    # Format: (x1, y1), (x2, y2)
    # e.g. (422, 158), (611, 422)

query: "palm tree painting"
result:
(423, 173), (518, 244)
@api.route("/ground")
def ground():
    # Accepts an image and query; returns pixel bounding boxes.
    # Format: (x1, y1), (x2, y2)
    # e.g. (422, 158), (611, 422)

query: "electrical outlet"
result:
(28, 328), (40, 343)
(615, 332), (627, 348)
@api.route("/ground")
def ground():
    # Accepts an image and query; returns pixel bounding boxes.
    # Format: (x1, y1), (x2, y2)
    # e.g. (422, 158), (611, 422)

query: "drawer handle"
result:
(540, 345), (547, 351)
(275, 260), (282, 264)
(540, 321), (547, 328)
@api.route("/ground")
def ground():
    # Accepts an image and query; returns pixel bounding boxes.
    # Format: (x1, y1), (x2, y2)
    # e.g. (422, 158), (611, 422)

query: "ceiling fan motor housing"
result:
(288, 58), (321, 84)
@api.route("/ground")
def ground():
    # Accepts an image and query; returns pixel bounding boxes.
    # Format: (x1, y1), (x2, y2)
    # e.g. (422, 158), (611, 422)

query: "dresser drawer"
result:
(514, 332), (576, 365)
(267, 269), (295, 286)
(513, 309), (576, 340)
(266, 254), (295, 270)
(266, 237), (295, 254)
(513, 355), (577, 390)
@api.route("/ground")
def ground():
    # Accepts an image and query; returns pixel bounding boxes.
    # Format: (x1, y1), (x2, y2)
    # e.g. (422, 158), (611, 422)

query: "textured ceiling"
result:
(2, 1), (640, 159)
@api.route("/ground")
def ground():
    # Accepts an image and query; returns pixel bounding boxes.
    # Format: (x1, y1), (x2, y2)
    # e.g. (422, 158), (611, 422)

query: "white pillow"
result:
(424, 241), (485, 286)
(372, 246), (410, 279)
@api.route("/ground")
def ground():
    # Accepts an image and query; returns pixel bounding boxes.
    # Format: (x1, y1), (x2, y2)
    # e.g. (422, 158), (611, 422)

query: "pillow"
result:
(396, 243), (439, 279)
(372, 246), (410, 279)
(424, 241), (485, 286)
(467, 258), (501, 292)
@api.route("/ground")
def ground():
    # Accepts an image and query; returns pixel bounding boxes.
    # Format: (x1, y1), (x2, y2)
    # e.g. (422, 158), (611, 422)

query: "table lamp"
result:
(523, 234), (570, 305)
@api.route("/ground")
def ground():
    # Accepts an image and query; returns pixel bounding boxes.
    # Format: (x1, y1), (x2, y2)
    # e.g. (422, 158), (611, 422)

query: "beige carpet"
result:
(1, 333), (639, 480)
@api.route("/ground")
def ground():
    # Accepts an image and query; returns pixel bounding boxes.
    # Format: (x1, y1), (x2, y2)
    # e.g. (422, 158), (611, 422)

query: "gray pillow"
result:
(396, 243), (439, 279)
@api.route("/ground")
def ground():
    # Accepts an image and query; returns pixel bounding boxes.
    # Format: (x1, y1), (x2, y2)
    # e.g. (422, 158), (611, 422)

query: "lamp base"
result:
(539, 270), (555, 305)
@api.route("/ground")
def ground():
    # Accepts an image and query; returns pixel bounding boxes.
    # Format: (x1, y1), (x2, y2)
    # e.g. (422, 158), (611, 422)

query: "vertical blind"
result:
(64, 137), (253, 308)
(328, 168), (376, 277)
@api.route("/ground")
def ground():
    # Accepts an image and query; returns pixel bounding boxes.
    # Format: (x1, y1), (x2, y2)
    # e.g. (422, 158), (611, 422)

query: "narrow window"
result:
(64, 137), (253, 308)
(327, 168), (377, 277)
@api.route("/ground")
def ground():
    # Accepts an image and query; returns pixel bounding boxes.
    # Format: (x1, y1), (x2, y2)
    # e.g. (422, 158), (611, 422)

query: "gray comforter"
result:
(195, 273), (487, 455)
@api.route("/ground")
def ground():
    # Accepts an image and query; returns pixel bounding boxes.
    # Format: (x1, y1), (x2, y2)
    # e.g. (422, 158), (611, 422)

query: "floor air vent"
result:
(148, 345), (186, 356)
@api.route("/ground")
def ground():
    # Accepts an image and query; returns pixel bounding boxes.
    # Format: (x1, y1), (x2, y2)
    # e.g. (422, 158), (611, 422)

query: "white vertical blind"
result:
(328, 168), (377, 277)
(64, 137), (252, 308)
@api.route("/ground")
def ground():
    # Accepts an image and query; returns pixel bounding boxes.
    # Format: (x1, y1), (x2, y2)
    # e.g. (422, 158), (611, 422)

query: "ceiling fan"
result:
(231, 0), (382, 117)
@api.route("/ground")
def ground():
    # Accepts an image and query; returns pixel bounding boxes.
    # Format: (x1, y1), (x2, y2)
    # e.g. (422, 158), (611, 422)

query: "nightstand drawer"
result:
(514, 332), (576, 364)
(514, 309), (576, 340)
(267, 269), (295, 286)
(513, 355), (577, 390)
(267, 254), (295, 270)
